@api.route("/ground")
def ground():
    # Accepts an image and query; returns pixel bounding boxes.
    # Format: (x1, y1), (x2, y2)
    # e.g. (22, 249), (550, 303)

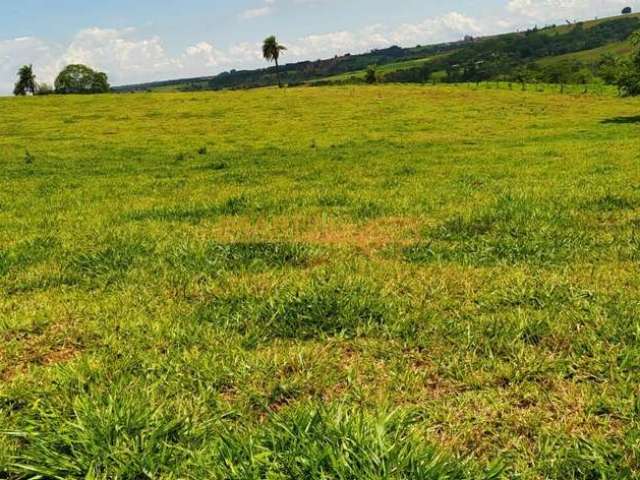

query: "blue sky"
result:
(1, 0), (638, 93)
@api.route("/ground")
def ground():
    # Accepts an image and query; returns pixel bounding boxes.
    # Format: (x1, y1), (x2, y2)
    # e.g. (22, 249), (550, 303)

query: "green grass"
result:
(1, 84), (640, 478)
(314, 52), (456, 83)
(537, 39), (635, 66)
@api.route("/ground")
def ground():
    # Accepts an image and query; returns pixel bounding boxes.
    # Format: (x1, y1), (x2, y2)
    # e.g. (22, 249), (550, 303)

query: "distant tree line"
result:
(115, 43), (462, 93)
(13, 64), (110, 96)
(115, 14), (640, 94)
(381, 17), (640, 87)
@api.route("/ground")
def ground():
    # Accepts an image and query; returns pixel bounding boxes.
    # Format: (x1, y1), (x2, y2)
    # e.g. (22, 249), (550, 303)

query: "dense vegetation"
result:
(12, 65), (37, 96)
(13, 64), (109, 96)
(386, 16), (640, 86)
(115, 13), (640, 92)
(54, 64), (110, 95)
(2, 85), (640, 478)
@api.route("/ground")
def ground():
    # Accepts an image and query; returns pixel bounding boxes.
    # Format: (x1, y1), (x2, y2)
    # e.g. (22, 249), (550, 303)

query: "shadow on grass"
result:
(601, 115), (640, 125)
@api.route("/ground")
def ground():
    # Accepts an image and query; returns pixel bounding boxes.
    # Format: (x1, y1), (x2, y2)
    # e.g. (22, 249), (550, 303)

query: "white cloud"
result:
(63, 28), (175, 81)
(287, 12), (484, 59)
(240, 6), (273, 19)
(0, 36), (61, 93)
(507, 0), (640, 21)
(240, 0), (276, 19)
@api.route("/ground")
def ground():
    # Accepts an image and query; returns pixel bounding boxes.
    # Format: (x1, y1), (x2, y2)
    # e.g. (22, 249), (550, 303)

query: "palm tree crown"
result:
(262, 36), (286, 62)
(262, 36), (286, 87)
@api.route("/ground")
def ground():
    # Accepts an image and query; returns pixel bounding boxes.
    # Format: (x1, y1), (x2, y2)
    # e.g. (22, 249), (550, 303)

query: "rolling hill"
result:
(114, 12), (640, 93)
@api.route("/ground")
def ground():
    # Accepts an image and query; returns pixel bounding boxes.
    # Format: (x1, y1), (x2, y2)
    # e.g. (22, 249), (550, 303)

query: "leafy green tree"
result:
(617, 32), (640, 96)
(54, 64), (110, 94)
(262, 36), (287, 88)
(541, 61), (573, 93)
(512, 66), (530, 91)
(13, 65), (37, 96)
(574, 67), (595, 93)
(365, 65), (377, 84)
(595, 54), (622, 84)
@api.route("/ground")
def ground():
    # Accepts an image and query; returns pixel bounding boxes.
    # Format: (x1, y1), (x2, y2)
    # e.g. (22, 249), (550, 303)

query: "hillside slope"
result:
(115, 12), (640, 92)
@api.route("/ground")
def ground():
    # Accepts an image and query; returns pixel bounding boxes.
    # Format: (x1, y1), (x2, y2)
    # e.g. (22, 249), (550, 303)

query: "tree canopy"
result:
(617, 32), (640, 96)
(55, 65), (110, 94)
(14, 65), (37, 96)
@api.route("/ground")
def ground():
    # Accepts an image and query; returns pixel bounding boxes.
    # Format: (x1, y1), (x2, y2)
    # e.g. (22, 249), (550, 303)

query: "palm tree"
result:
(262, 36), (286, 88)
(14, 65), (37, 96)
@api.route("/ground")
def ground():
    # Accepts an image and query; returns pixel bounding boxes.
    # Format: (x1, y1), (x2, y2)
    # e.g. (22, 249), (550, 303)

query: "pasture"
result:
(1, 85), (640, 478)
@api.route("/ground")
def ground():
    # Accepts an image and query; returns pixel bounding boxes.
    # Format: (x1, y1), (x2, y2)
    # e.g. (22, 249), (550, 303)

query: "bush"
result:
(365, 66), (377, 84)
(36, 83), (54, 95)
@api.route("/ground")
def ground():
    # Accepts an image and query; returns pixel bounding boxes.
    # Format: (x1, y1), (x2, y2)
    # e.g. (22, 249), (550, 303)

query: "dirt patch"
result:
(0, 324), (82, 382)
(302, 217), (421, 255)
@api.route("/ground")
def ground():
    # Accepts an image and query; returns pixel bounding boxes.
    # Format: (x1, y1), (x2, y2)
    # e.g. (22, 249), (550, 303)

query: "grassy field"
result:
(537, 39), (635, 66)
(1, 84), (640, 479)
(311, 52), (456, 83)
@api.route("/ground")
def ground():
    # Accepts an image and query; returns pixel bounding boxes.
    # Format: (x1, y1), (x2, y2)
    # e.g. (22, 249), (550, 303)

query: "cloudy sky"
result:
(1, 0), (638, 93)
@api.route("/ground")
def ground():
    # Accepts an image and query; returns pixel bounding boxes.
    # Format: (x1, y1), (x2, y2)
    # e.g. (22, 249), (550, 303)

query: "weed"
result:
(24, 150), (35, 164)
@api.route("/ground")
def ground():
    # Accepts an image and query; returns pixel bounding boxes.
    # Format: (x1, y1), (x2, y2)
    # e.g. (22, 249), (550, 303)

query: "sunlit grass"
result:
(1, 84), (640, 478)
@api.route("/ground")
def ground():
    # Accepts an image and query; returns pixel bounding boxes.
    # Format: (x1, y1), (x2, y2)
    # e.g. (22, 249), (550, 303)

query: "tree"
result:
(13, 65), (37, 96)
(262, 36), (287, 88)
(512, 65), (530, 91)
(595, 54), (621, 84)
(365, 65), (377, 84)
(541, 60), (573, 93)
(574, 67), (594, 93)
(617, 32), (640, 96)
(55, 64), (110, 94)
(622, 7), (632, 14)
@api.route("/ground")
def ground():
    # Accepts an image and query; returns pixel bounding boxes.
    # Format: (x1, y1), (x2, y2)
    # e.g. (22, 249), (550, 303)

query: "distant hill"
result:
(114, 12), (640, 92)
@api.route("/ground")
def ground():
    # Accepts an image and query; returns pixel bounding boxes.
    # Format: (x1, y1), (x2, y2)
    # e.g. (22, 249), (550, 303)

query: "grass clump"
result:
(125, 195), (249, 223)
(405, 194), (593, 265)
(3, 399), (501, 479)
(3, 387), (194, 479)
(537, 437), (635, 480)
(198, 275), (399, 342)
(0, 250), (10, 277)
(167, 241), (318, 275)
(193, 406), (503, 480)
(64, 240), (149, 287)
(124, 204), (218, 223)
(585, 193), (636, 212)
(0, 237), (58, 278)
